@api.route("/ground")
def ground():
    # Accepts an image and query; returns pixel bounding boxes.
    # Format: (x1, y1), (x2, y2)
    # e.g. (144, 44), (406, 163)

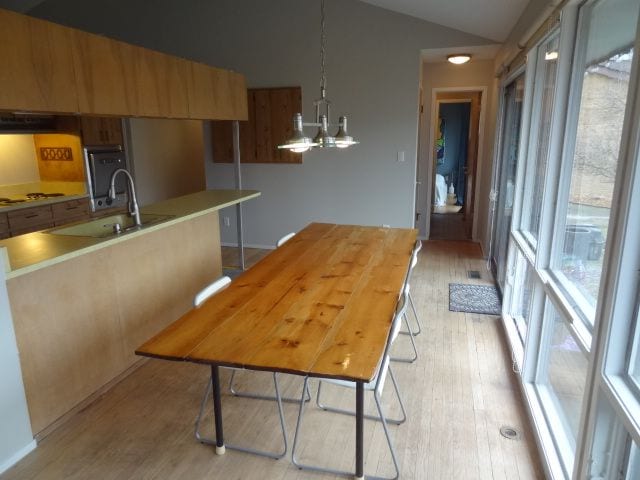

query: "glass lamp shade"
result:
(334, 116), (359, 148)
(313, 114), (336, 148)
(278, 113), (316, 152)
(447, 54), (471, 64)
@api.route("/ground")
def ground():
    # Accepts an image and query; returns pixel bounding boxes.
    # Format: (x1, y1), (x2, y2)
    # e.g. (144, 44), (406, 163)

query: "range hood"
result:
(0, 113), (58, 133)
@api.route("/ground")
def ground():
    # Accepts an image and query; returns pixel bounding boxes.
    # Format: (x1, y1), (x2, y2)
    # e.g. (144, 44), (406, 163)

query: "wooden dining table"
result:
(136, 222), (417, 478)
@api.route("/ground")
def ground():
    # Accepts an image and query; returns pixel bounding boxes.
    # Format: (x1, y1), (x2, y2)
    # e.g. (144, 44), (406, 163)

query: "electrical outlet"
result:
(223, 217), (230, 227)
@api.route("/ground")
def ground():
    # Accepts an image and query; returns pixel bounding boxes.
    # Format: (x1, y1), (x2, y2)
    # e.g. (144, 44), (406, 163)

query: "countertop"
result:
(0, 193), (90, 212)
(0, 189), (260, 279)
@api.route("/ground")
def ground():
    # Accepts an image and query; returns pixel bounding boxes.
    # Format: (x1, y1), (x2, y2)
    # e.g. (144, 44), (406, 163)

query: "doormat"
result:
(449, 283), (501, 315)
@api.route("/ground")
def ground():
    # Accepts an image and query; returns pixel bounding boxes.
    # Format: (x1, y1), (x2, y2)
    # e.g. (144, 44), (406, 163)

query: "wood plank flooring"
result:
(1, 240), (544, 480)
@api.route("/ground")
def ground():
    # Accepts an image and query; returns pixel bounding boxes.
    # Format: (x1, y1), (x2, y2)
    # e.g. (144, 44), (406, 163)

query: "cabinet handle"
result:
(65, 206), (79, 211)
(25, 214), (39, 219)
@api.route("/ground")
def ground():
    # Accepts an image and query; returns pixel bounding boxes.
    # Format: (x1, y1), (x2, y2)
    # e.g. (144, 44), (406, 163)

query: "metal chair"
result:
(228, 230), (311, 404)
(193, 276), (288, 459)
(291, 291), (409, 480)
(390, 280), (419, 363)
(276, 232), (296, 247)
(400, 240), (423, 337)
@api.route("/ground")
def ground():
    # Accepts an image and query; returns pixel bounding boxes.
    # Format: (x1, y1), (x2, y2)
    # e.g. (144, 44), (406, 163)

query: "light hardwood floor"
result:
(1, 241), (543, 480)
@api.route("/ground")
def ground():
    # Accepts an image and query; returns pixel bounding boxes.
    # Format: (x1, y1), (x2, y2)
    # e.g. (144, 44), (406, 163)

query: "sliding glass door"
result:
(492, 73), (525, 291)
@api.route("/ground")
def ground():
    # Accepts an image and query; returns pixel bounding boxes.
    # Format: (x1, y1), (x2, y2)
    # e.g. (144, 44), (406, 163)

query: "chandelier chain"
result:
(320, 0), (326, 91)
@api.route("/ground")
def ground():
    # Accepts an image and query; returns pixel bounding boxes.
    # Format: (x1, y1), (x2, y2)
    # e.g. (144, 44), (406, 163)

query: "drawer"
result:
(0, 213), (8, 236)
(52, 199), (91, 221)
(8, 205), (53, 231)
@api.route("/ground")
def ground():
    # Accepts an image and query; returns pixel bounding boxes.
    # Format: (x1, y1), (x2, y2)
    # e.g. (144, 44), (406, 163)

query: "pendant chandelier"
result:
(278, 0), (359, 153)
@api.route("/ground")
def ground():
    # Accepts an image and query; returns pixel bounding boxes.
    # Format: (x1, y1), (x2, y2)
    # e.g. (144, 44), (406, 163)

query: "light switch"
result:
(397, 151), (405, 162)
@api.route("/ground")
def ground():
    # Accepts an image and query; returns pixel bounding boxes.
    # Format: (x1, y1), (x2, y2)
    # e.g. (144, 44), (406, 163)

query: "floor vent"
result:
(467, 270), (481, 279)
(499, 425), (521, 440)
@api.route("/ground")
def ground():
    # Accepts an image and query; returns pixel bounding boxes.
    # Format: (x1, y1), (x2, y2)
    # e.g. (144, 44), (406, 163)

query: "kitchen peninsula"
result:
(1, 189), (259, 436)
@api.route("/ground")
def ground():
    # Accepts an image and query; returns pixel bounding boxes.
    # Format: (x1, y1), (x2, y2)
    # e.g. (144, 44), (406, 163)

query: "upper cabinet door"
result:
(72, 30), (134, 115)
(187, 63), (248, 120)
(125, 48), (190, 118)
(0, 9), (79, 113)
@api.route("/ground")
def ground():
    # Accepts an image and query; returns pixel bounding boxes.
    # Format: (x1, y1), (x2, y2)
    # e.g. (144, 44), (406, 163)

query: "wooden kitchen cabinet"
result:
(52, 198), (91, 225)
(213, 87), (302, 164)
(0, 213), (9, 240)
(5, 199), (92, 237)
(126, 49), (191, 118)
(0, 9), (79, 113)
(72, 31), (134, 116)
(0, 7), (248, 120)
(187, 63), (248, 120)
(80, 117), (124, 145)
(8, 205), (54, 237)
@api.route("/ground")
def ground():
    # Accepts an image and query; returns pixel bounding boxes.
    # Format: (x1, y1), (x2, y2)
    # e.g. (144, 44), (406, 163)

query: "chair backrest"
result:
(193, 276), (231, 307)
(390, 288), (409, 345)
(410, 240), (422, 270)
(374, 291), (408, 393)
(276, 232), (295, 248)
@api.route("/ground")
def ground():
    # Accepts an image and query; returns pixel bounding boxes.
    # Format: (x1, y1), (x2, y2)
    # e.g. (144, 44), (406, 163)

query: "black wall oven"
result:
(83, 145), (129, 211)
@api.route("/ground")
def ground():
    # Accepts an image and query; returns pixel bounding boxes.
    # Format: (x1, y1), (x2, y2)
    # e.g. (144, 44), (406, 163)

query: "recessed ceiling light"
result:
(447, 54), (471, 64)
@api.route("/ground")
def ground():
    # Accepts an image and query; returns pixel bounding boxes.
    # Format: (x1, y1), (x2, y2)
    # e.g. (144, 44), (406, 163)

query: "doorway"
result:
(429, 91), (482, 240)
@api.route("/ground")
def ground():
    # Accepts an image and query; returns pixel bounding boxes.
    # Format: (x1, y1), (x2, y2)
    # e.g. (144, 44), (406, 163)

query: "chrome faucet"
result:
(108, 168), (141, 227)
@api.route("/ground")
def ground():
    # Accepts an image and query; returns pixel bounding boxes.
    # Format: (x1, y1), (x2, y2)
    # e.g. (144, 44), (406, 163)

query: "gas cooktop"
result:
(0, 193), (66, 207)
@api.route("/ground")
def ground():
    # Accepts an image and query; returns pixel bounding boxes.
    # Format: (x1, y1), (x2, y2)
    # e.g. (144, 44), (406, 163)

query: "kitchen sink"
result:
(46, 213), (174, 238)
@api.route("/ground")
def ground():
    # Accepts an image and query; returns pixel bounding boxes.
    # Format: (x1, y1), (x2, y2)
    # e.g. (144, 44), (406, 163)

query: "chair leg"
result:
(195, 371), (288, 459)
(400, 291), (421, 336)
(315, 376), (406, 425)
(373, 391), (400, 480)
(229, 369), (311, 404)
(390, 313), (418, 363)
(408, 291), (422, 335)
(293, 378), (402, 479)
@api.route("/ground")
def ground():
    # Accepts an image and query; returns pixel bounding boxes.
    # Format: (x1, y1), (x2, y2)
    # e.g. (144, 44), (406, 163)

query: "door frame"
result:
(425, 86), (487, 240)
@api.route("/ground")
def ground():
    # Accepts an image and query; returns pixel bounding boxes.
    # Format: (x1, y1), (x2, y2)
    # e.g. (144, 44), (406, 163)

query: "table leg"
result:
(355, 381), (364, 480)
(211, 365), (225, 455)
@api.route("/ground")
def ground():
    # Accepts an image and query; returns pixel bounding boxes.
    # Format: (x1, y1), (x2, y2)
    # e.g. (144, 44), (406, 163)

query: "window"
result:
(628, 304), (640, 391)
(521, 34), (560, 249)
(551, 0), (638, 321)
(493, 0), (640, 478)
(536, 300), (589, 472)
(510, 251), (535, 341)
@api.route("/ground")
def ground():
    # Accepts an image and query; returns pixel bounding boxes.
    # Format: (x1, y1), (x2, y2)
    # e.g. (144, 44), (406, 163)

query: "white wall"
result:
(417, 59), (498, 253)
(0, 250), (35, 474)
(127, 119), (205, 206)
(0, 135), (39, 186)
(27, 0), (493, 247)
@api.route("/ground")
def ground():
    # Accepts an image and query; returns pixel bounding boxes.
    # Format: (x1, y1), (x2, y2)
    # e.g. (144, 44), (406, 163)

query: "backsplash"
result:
(0, 135), (40, 185)
(34, 134), (85, 182)
(0, 181), (86, 197)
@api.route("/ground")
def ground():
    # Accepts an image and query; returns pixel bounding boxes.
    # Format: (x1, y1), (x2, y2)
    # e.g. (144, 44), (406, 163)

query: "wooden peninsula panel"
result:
(7, 212), (222, 434)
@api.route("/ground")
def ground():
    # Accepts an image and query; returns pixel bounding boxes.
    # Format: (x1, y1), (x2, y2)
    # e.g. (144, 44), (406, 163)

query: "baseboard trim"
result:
(0, 439), (37, 475)
(221, 242), (276, 250)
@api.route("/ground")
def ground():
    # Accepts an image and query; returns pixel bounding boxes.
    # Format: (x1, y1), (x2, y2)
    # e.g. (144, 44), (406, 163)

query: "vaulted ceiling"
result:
(359, 0), (530, 42)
